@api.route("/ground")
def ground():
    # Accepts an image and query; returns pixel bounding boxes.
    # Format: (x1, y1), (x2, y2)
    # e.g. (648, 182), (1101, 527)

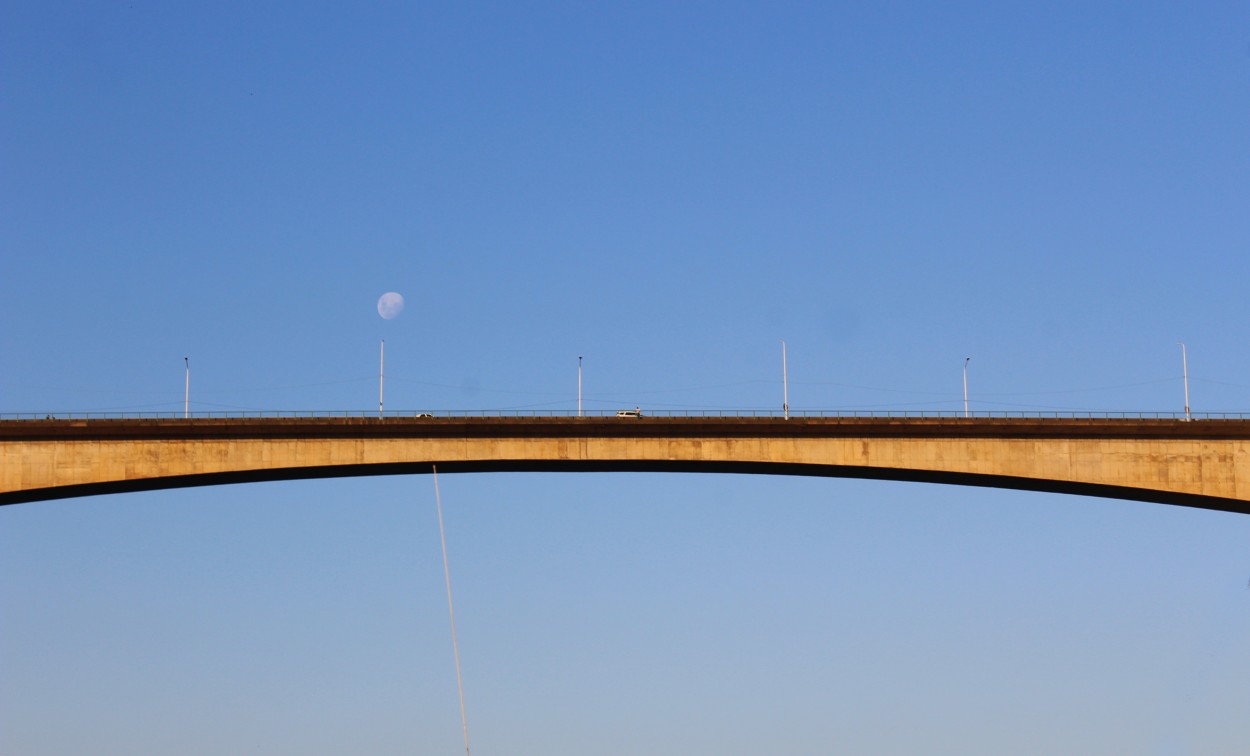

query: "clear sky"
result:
(3, 2), (1250, 753)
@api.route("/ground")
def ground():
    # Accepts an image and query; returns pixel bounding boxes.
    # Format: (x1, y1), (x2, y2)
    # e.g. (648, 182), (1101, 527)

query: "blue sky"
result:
(3, 2), (1250, 753)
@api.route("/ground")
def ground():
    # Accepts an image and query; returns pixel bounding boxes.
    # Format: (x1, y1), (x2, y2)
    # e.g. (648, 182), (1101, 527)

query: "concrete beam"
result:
(3, 417), (1249, 512)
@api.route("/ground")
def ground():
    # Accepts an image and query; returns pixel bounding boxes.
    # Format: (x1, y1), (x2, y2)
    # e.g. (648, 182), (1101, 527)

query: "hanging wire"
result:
(433, 465), (471, 756)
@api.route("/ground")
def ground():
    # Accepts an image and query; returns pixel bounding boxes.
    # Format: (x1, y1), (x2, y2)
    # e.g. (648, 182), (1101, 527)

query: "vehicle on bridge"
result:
(616, 408), (642, 418)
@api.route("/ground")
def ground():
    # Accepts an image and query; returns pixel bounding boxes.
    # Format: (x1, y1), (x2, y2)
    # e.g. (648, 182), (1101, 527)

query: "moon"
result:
(377, 292), (405, 320)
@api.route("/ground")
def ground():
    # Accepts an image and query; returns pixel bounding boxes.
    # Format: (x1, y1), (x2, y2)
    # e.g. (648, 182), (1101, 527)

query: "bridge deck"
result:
(5, 416), (1250, 440)
(4, 417), (1250, 511)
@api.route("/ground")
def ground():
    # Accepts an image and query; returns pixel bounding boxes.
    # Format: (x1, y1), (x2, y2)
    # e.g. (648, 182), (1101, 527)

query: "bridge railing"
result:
(3, 410), (1249, 420)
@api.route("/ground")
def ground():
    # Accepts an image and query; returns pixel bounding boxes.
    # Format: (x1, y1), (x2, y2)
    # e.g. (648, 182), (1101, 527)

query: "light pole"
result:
(578, 356), (583, 417)
(184, 357), (190, 419)
(962, 357), (970, 418)
(379, 339), (385, 419)
(781, 340), (789, 420)
(1179, 342), (1190, 421)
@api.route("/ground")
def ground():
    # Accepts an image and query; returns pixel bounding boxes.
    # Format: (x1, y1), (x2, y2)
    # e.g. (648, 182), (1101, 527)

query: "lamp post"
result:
(781, 340), (789, 420)
(1179, 342), (1190, 421)
(962, 357), (970, 418)
(379, 339), (385, 419)
(184, 357), (190, 419)
(578, 356), (583, 417)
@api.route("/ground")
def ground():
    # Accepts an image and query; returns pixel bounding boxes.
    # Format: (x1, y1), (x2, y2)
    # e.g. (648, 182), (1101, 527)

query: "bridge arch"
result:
(3, 417), (1249, 513)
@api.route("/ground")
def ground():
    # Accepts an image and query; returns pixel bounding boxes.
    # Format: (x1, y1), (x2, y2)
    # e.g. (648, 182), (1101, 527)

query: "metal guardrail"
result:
(2, 410), (1248, 420)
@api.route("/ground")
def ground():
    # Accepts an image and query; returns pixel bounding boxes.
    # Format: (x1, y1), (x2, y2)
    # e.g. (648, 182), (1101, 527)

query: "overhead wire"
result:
(432, 466), (472, 756)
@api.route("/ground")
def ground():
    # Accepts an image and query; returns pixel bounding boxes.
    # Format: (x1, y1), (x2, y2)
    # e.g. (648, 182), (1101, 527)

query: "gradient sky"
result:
(3, 2), (1250, 754)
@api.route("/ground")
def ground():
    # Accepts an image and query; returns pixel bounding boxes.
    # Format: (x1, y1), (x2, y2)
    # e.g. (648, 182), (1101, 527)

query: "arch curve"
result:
(3, 416), (1249, 512)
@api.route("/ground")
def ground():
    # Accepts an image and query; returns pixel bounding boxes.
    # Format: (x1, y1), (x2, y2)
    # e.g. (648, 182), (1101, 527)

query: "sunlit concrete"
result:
(3, 417), (1250, 513)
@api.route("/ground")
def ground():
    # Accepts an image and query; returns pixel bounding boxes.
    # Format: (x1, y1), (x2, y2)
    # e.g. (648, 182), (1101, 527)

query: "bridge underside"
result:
(8, 459), (1249, 515)
(3, 417), (1250, 513)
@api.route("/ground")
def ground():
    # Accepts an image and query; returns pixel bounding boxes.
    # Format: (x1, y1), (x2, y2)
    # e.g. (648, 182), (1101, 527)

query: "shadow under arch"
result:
(6, 459), (1248, 516)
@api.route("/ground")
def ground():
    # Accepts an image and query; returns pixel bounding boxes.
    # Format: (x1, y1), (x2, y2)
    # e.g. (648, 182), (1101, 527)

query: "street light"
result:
(962, 357), (971, 418)
(379, 339), (385, 419)
(1179, 342), (1190, 421)
(184, 357), (190, 419)
(578, 356), (583, 417)
(781, 340), (789, 420)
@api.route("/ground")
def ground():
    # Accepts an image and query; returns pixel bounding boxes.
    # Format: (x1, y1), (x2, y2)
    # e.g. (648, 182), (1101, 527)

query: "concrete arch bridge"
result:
(3, 416), (1250, 513)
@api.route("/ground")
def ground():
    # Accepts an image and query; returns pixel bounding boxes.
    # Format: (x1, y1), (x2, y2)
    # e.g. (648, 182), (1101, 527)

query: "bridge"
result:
(3, 416), (1250, 512)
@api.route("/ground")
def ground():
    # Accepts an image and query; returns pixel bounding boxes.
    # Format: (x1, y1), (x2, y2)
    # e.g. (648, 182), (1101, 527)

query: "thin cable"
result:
(433, 465), (471, 756)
